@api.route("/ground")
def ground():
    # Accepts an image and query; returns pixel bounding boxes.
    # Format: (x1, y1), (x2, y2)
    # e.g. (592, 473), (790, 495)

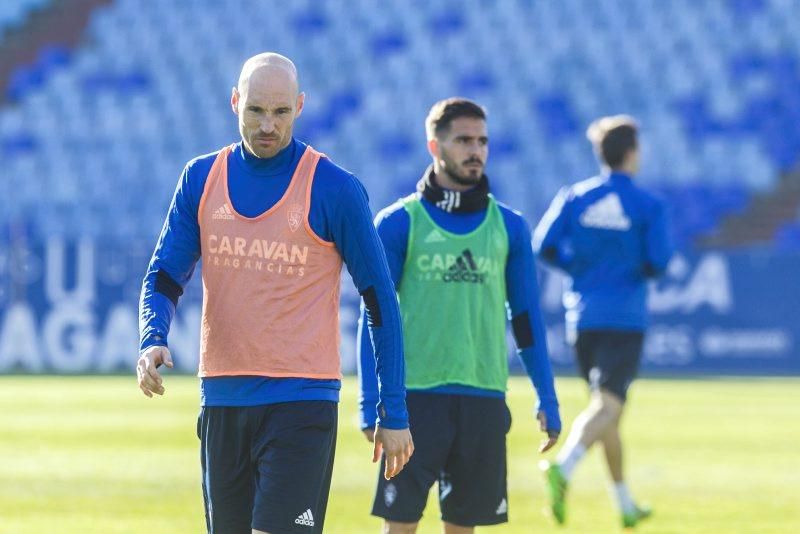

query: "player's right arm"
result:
(137, 161), (205, 396)
(642, 196), (674, 278)
(533, 186), (573, 271)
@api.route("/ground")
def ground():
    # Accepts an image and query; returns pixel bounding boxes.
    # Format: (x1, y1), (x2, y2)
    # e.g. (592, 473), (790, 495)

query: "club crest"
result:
(384, 482), (397, 507)
(287, 204), (303, 232)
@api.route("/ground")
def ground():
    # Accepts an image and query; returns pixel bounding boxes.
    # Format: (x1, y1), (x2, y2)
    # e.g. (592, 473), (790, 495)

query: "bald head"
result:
(237, 52), (299, 95)
(232, 52), (305, 159)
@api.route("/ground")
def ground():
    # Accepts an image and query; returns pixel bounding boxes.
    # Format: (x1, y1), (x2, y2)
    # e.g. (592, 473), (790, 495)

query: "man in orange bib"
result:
(137, 53), (413, 534)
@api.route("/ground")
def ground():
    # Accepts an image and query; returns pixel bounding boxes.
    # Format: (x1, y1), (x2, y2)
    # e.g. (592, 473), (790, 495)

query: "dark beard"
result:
(444, 165), (481, 187)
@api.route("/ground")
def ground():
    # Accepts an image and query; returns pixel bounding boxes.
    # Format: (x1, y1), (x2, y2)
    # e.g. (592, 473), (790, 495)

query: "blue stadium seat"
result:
(370, 31), (408, 58)
(291, 11), (329, 34)
(774, 221), (800, 250)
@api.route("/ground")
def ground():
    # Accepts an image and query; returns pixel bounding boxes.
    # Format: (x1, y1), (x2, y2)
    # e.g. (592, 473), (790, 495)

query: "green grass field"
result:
(1, 376), (798, 533)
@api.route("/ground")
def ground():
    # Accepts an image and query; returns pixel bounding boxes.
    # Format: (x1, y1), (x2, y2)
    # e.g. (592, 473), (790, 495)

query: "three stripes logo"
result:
(212, 203), (234, 220)
(435, 190), (461, 212)
(443, 249), (486, 284)
(579, 193), (630, 230)
(424, 228), (446, 243)
(294, 509), (315, 527)
(496, 497), (508, 515)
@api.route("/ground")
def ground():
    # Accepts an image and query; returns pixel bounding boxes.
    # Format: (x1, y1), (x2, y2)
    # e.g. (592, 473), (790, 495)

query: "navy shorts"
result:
(575, 330), (645, 402)
(371, 392), (511, 527)
(198, 401), (337, 534)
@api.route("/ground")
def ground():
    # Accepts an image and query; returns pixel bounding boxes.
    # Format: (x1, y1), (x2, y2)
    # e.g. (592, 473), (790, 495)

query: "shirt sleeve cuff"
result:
(359, 396), (379, 430)
(139, 331), (168, 353)
(376, 391), (409, 429)
(535, 399), (562, 432)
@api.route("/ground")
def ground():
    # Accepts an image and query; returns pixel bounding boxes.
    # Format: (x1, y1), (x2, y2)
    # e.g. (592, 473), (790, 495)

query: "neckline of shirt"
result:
(607, 171), (633, 182)
(231, 138), (302, 178)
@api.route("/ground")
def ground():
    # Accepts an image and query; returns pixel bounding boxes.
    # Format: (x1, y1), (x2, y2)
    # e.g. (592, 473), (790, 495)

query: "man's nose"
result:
(260, 116), (275, 133)
(468, 141), (482, 156)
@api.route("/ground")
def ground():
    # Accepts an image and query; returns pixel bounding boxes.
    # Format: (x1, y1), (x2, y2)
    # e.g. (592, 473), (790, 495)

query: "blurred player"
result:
(533, 115), (673, 528)
(137, 52), (413, 534)
(359, 98), (561, 533)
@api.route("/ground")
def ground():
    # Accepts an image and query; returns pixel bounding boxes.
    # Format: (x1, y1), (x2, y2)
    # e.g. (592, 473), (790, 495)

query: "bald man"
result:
(138, 53), (413, 534)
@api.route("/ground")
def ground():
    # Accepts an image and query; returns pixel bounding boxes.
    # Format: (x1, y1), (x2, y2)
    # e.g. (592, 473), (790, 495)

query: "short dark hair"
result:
(425, 97), (486, 140)
(586, 115), (638, 168)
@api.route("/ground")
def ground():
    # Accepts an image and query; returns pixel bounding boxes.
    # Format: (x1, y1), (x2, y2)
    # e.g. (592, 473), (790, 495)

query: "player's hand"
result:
(372, 427), (414, 480)
(136, 346), (173, 397)
(537, 411), (559, 453)
(362, 428), (375, 443)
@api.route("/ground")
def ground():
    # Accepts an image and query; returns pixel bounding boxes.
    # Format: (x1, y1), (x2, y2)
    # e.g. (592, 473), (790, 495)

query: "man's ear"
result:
(427, 137), (439, 159)
(231, 87), (240, 115)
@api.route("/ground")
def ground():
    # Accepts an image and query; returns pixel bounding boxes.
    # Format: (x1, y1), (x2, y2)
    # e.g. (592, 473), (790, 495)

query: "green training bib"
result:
(399, 194), (510, 391)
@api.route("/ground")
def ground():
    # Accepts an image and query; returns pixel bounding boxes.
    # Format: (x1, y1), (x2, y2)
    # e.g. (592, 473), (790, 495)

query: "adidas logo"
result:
(579, 193), (631, 230)
(496, 498), (507, 515)
(294, 509), (315, 527)
(212, 203), (234, 220)
(424, 229), (446, 243)
(436, 190), (461, 211)
(443, 249), (486, 284)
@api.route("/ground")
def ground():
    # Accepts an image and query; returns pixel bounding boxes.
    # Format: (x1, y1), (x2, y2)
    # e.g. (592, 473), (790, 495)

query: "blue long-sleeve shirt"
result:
(139, 138), (408, 429)
(358, 196), (561, 433)
(533, 172), (673, 332)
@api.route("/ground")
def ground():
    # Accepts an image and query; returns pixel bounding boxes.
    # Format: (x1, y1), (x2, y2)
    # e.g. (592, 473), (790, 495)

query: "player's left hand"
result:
(372, 427), (414, 480)
(537, 411), (559, 453)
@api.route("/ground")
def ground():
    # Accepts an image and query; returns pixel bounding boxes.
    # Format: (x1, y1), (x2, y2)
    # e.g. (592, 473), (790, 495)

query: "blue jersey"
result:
(358, 196), (561, 433)
(533, 172), (673, 332)
(139, 138), (408, 429)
